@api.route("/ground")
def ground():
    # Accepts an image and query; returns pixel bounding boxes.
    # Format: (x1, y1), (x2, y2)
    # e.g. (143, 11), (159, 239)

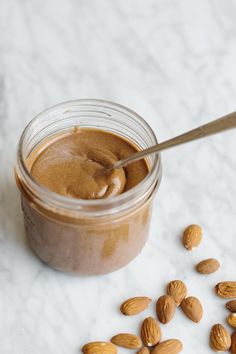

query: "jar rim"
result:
(16, 99), (162, 215)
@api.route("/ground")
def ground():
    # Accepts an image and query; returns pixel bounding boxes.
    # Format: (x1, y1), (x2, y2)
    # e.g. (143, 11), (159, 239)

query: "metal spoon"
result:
(102, 111), (236, 173)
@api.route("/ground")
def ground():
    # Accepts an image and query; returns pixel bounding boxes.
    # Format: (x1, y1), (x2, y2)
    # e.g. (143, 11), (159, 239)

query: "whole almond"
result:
(226, 300), (236, 313)
(156, 295), (176, 324)
(141, 316), (161, 347)
(182, 224), (202, 250)
(180, 296), (203, 323)
(120, 297), (152, 316)
(167, 280), (187, 306)
(82, 341), (117, 354)
(196, 258), (220, 274)
(228, 313), (236, 328)
(111, 333), (142, 349)
(137, 348), (150, 354)
(215, 282), (236, 298)
(152, 339), (183, 354)
(230, 332), (236, 353)
(210, 324), (231, 352)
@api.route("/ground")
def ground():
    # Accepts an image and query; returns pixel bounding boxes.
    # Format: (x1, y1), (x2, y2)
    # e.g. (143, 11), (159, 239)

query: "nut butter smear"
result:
(29, 128), (149, 199)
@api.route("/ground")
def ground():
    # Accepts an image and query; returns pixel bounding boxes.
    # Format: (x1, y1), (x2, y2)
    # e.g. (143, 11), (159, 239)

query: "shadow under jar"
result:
(15, 99), (162, 275)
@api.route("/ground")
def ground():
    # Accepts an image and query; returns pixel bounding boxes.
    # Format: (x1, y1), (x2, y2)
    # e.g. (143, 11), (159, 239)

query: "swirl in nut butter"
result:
(28, 128), (148, 200)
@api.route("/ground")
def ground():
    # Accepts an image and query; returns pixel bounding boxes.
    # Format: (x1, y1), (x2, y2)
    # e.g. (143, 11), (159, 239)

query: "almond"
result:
(111, 333), (142, 349)
(167, 280), (187, 306)
(137, 348), (150, 354)
(120, 297), (152, 316)
(141, 316), (161, 347)
(230, 332), (236, 353)
(210, 324), (231, 352)
(226, 300), (236, 313)
(182, 224), (202, 250)
(82, 341), (117, 354)
(215, 282), (236, 298)
(152, 339), (183, 354)
(228, 313), (236, 328)
(180, 296), (203, 323)
(196, 258), (220, 274)
(156, 295), (176, 324)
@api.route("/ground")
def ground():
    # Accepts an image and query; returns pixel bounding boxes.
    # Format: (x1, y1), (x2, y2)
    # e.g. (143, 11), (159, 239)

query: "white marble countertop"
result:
(0, 1), (236, 353)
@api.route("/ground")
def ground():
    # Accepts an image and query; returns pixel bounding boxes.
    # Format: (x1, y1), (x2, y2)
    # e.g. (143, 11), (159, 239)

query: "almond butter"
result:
(82, 341), (117, 354)
(141, 316), (161, 347)
(137, 347), (150, 354)
(182, 224), (202, 250)
(215, 281), (236, 298)
(120, 297), (152, 316)
(156, 295), (176, 324)
(226, 300), (236, 313)
(111, 333), (142, 349)
(196, 258), (220, 274)
(230, 332), (236, 353)
(167, 280), (187, 306)
(180, 296), (203, 323)
(152, 339), (183, 354)
(210, 324), (231, 352)
(228, 313), (236, 328)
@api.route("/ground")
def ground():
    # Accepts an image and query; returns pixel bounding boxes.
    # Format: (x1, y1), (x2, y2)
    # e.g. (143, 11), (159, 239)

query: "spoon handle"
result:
(114, 111), (236, 169)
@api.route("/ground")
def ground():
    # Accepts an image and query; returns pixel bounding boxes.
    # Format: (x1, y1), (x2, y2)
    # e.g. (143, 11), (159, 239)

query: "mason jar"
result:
(15, 99), (162, 275)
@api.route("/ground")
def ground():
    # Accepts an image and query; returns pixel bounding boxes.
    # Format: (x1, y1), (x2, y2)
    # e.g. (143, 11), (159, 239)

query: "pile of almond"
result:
(82, 224), (236, 353)
(82, 282), (185, 354)
(82, 278), (202, 354)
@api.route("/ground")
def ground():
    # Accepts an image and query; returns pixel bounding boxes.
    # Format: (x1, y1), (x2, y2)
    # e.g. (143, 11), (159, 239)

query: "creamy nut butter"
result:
(28, 128), (148, 200)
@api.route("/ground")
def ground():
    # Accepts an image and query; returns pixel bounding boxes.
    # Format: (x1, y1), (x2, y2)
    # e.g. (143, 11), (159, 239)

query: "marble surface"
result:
(0, 0), (236, 353)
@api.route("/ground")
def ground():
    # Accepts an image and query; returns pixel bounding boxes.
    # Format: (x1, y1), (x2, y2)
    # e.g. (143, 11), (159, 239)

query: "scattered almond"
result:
(226, 300), (236, 313)
(180, 296), (203, 323)
(167, 280), (187, 306)
(230, 332), (236, 353)
(182, 224), (202, 250)
(120, 297), (152, 316)
(82, 226), (234, 354)
(156, 295), (176, 324)
(228, 313), (236, 328)
(210, 324), (231, 352)
(82, 341), (117, 354)
(215, 282), (236, 298)
(111, 333), (142, 349)
(141, 316), (161, 347)
(196, 258), (220, 274)
(137, 347), (150, 354)
(152, 339), (183, 354)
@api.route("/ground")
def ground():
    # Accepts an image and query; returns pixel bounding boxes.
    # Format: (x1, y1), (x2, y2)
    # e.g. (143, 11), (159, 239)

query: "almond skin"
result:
(180, 296), (203, 323)
(226, 300), (236, 313)
(228, 313), (236, 328)
(82, 341), (117, 354)
(230, 332), (236, 353)
(182, 224), (202, 250)
(196, 258), (220, 274)
(111, 333), (142, 349)
(210, 324), (231, 352)
(215, 282), (236, 298)
(152, 339), (183, 354)
(156, 295), (176, 324)
(137, 348), (150, 354)
(141, 316), (161, 347)
(167, 280), (187, 306)
(120, 297), (152, 316)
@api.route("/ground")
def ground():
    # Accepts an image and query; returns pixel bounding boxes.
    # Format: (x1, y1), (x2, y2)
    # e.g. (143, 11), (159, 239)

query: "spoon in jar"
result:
(100, 111), (236, 174)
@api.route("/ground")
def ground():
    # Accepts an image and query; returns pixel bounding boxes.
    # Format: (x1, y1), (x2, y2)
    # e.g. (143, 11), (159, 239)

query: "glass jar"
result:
(15, 99), (162, 275)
